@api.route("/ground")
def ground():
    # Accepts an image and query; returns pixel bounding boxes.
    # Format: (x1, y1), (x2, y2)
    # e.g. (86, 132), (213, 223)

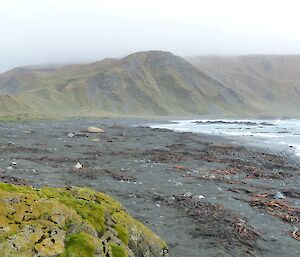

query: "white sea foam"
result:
(151, 119), (300, 156)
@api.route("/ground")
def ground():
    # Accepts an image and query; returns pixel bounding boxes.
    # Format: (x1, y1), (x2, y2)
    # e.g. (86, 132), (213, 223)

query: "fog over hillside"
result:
(1, 1), (300, 119)
(1, 51), (300, 119)
(188, 55), (300, 117)
(1, 0), (300, 72)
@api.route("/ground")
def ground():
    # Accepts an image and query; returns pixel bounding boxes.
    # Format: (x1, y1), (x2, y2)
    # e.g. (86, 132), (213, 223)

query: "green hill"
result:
(1, 51), (300, 120)
(188, 55), (300, 118)
(0, 51), (249, 119)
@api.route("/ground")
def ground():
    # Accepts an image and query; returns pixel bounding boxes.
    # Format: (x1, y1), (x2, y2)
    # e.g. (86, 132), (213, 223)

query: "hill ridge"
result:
(0, 51), (299, 119)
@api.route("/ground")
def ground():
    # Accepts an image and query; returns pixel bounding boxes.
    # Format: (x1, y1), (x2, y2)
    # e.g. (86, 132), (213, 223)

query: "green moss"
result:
(59, 232), (95, 257)
(114, 224), (129, 245)
(0, 183), (19, 192)
(111, 207), (168, 250)
(0, 182), (33, 194)
(111, 244), (127, 257)
(40, 187), (106, 233)
(0, 183), (168, 257)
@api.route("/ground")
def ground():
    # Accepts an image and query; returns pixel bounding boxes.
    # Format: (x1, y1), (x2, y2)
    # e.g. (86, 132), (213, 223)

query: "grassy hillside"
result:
(188, 55), (300, 117)
(0, 51), (250, 119)
(1, 51), (300, 120)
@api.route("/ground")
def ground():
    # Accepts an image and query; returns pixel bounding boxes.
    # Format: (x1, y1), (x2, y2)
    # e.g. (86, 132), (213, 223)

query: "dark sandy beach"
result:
(0, 119), (299, 257)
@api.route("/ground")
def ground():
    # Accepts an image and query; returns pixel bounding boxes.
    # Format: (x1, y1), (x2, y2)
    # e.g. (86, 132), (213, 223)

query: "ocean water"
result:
(151, 119), (300, 156)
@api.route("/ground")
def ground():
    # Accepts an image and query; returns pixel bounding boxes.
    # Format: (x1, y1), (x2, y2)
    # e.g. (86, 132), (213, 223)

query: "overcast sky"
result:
(1, 0), (300, 72)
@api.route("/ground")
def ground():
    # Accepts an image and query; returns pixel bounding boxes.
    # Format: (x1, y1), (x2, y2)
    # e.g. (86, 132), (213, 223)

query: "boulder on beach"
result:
(0, 183), (168, 257)
(83, 127), (105, 133)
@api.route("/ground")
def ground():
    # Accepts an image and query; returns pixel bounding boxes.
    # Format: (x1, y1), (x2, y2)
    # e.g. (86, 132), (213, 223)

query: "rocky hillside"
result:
(1, 51), (300, 119)
(0, 183), (168, 257)
(188, 55), (300, 118)
(0, 51), (248, 119)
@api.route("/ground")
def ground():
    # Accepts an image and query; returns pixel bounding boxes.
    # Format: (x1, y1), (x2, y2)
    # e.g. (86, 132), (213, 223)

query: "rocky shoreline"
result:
(0, 119), (299, 256)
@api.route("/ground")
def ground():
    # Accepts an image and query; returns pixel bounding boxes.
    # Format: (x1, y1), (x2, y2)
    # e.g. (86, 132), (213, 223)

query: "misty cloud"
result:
(1, 0), (300, 72)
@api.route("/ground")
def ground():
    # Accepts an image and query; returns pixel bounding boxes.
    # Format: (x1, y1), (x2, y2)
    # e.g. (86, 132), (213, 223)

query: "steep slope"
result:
(188, 55), (300, 117)
(0, 51), (246, 119)
(0, 95), (38, 117)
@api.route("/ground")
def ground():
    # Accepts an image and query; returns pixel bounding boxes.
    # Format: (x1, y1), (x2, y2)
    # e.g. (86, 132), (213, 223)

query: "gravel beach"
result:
(0, 119), (299, 257)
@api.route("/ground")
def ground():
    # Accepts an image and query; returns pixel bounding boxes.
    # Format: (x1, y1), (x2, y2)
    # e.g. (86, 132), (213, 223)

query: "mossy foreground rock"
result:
(0, 183), (168, 257)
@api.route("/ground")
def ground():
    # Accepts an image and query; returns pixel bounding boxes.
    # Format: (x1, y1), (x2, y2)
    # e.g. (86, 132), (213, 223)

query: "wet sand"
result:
(0, 119), (299, 257)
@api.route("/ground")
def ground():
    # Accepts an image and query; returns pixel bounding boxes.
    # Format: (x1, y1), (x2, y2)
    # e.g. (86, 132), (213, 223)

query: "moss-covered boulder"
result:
(0, 183), (169, 257)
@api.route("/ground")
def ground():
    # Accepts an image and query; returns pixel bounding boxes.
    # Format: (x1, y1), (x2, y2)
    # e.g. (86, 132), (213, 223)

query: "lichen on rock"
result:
(0, 183), (168, 257)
